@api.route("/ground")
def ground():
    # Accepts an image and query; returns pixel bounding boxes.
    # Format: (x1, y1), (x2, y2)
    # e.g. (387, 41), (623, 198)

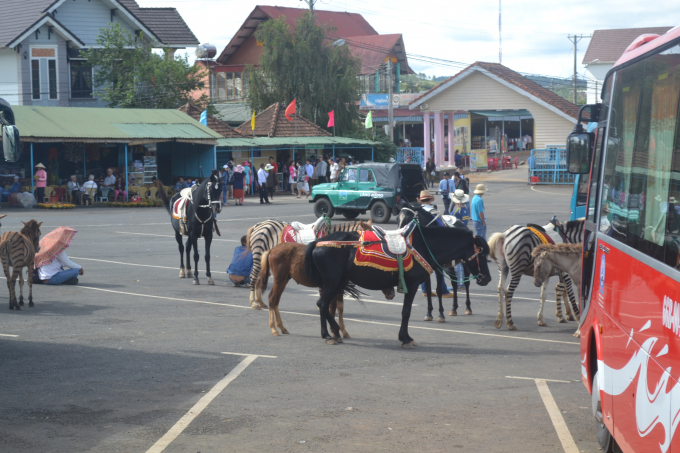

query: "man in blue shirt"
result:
(1, 175), (21, 201)
(227, 236), (254, 287)
(438, 172), (456, 215)
(470, 184), (487, 239)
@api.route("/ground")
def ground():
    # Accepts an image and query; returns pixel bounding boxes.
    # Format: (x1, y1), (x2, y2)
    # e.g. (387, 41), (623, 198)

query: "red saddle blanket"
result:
(280, 225), (327, 244)
(354, 231), (415, 272)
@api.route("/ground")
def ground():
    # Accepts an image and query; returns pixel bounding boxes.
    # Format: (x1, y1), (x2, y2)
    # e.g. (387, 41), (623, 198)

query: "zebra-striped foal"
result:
(488, 219), (584, 331)
(246, 219), (372, 310)
(245, 219), (371, 309)
(0, 220), (42, 310)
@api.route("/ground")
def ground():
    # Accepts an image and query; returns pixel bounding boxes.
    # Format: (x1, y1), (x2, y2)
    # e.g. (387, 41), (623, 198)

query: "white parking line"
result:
(145, 354), (265, 453)
(70, 257), (179, 270)
(0, 333), (18, 338)
(506, 376), (579, 453)
(222, 352), (277, 358)
(115, 232), (239, 242)
(530, 186), (572, 196)
(74, 285), (579, 345)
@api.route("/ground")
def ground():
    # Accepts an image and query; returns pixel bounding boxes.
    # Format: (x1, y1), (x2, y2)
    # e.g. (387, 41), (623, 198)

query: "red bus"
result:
(567, 25), (680, 453)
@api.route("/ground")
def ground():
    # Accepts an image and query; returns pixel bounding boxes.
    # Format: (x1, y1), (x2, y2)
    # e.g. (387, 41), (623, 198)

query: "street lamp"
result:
(331, 39), (345, 47)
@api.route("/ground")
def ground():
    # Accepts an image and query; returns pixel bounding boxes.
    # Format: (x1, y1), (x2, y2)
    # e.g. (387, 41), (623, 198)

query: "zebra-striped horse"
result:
(488, 218), (584, 331)
(245, 219), (371, 309)
(0, 220), (42, 310)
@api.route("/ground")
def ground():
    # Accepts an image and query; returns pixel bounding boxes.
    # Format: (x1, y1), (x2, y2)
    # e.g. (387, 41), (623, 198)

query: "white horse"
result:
(532, 243), (583, 337)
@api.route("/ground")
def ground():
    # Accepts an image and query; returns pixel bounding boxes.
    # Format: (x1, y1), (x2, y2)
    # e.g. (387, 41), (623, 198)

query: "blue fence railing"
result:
(528, 148), (575, 185)
(396, 147), (424, 165)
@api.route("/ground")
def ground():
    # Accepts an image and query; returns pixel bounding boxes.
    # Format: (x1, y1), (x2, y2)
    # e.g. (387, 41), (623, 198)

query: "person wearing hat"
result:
(34, 163), (47, 202)
(232, 165), (245, 206)
(1, 175), (21, 201)
(451, 189), (470, 226)
(470, 184), (488, 239)
(257, 163), (270, 204)
(265, 163), (277, 201)
(438, 172), (456, 215)
(417, 189), (453, 299)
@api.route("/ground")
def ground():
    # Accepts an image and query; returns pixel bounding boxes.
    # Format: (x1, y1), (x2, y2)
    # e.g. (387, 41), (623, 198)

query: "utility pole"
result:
(387, 59), (394, 142)
(498, 0), (502, 64)
(568, 34), (591, 104)
(299, 0), (316, 15)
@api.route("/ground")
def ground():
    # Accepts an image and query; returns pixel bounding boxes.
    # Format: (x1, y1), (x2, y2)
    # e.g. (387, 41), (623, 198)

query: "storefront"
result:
(12, 105), (221, 198)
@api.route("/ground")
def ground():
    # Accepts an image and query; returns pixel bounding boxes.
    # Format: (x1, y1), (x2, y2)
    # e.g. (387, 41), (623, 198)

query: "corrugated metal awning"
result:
(216, 136), (378, 148)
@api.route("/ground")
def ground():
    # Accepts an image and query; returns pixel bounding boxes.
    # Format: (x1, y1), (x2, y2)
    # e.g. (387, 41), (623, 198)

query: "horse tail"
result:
(304, 241), (322, 287)
(259, 250), (270, 292)
(245, 225), (254, 253)
(488, 232), (505, 262)
(157, 180), (171, 214)
(342, 282), (365, 303)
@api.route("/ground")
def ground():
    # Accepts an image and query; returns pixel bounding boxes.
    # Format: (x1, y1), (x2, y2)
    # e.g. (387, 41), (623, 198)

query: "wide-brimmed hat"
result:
(417, 190), (435, 202)
(450, 189), (469, 204)
(234, 165), (244, 173)
(474, 184), (487, 194)
(223, 164), (229, 169)
(35, 163), (46, 169)
(265, 164), (274, 171)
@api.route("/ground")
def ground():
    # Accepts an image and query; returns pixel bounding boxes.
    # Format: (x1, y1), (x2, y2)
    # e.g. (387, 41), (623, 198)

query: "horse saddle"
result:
(526, 224), (555, 245)
(441, 215), (458, 228)
(286, 216), (329, 245)
(372, 222), (417, 256)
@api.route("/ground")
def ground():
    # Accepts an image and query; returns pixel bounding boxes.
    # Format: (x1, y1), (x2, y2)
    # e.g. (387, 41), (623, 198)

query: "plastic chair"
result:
(42, 187), (54, 202)
(147, 187), (158, 200)
(82, 187), (97, 205)
(129, 186), (142, 201)
(165, 186), (174, 198)
(100, 187), (112, 202)
(51, 187), (66, 202)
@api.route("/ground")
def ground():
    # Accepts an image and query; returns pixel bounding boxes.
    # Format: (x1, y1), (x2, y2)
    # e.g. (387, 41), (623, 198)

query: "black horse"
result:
(158, 171), (222, 285)
(304, 220), (492, 348)
(398, 203), (473, 322)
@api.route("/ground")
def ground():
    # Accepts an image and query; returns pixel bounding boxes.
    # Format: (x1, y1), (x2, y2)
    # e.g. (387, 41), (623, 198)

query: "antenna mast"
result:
(498, 0), (502, 64)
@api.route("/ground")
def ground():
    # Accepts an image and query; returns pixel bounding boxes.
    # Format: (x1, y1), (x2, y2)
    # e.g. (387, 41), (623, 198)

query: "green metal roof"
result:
(216, 136), (378, 148)
(13, 106), (222, 143)
(469, 109), (533, 118)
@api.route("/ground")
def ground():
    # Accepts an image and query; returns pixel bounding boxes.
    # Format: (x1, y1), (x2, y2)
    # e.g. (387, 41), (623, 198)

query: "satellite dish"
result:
(195, 43), (216, 59)
(419, 103), (429, 111)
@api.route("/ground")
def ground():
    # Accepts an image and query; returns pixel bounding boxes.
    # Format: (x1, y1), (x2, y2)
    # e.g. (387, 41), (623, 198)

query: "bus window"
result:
(600, 63), (645, 243)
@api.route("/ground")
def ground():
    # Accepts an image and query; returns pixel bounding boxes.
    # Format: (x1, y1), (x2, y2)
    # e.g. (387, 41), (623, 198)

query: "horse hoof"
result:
(207, 278), (214, 286)
(325, 338), (337, 345)
(8, 306), (13, 310)
(573, 330), (581, 338)
(507, 324), (517, 331)
(193, 280), (199, 285)
(449, 310), (457, 316)
(28, 302), (34, 308)
(401, 342), (414, 349)
(251, 304), (262, 310)
(19, 301), (24, 306)
(410, 341), (418, 346)
(538, 320), (547, 326)
(179, 269), (185, 278)
(567, 315), (576, 321)
(272, 331), (280, 337)
(335, 337), (343, 344)
(423, 315), (433, 322)
(437, 316), (445, 323)
(342, 333), (351, 339)
(281, 329), (290, 335)
(558, 318), (567, 323)
(494, 319), (502, 329)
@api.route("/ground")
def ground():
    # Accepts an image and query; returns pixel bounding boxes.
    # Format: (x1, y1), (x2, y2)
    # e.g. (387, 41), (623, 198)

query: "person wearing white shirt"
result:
(257, 163), (270, 204)
(82, 174), (98, 203)
(329, 158), (339, 182)
(38, 251), (83, 285)
(103, 169), (116, 187)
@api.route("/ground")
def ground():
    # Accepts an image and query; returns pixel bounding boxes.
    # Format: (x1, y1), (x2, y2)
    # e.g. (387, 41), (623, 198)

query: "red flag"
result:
(327, 110), (335, 128)
(285, 99), (296, 121)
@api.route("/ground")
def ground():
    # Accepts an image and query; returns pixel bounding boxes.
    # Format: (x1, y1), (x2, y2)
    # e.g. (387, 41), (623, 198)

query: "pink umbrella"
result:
(34, 226), (77, 268)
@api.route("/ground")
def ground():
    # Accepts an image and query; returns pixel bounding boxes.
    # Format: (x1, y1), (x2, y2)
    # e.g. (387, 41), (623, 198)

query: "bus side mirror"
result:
(566, 104), (598, 174)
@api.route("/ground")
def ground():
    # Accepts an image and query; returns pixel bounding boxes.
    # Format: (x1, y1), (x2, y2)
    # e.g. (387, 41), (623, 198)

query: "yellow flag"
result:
(251, 111), (256, 130)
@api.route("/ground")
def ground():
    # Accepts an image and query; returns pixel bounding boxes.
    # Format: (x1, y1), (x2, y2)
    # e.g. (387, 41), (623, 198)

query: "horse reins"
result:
(194, 181), (220, 238)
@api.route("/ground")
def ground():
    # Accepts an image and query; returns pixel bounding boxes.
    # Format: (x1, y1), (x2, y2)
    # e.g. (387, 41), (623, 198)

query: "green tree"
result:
(82, 23), (210, 110)
(246, 12), (361, 135)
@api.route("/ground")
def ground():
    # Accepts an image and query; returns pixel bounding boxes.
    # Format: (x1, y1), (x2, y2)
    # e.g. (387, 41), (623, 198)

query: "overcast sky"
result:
(138, 0), (680, 80)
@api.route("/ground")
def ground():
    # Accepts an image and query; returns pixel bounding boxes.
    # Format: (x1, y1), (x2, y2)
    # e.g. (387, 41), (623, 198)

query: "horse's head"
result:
(532, 248), (551, 288)
(20, 220), (42, 253)
(207, 171), (222, 214)
(461, 235), (491, 286)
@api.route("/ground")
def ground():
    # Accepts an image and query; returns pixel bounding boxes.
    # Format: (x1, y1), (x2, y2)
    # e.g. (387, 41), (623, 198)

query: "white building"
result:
(583, 26), (673, 104)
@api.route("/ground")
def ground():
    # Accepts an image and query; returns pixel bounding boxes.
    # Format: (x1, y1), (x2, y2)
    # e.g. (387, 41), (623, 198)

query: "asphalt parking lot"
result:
(0, 171), (600, 452)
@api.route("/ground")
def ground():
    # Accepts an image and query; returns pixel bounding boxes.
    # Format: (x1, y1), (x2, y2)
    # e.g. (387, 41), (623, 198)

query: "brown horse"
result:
(258, 242), (395, 338)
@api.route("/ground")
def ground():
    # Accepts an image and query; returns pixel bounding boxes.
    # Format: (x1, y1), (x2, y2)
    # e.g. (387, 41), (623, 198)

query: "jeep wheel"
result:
(370, 201), (391, 223)
(342, 211), (360, 219)
(314, 198), (334, 218)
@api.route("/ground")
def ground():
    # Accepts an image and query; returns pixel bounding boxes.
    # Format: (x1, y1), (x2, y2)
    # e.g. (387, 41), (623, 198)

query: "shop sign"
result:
(360, 94), (390, 109)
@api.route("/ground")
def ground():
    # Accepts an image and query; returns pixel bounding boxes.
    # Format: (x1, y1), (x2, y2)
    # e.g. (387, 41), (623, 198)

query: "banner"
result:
(360, 94), (389, 109)
(469, 155), (477, 172)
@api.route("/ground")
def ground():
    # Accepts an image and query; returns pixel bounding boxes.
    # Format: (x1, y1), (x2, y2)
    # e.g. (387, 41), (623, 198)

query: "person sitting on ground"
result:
(227, 235), (253, 287)
(1, 175), (21, 201)
(114, 177), (127, 201)
(175, 178), (185, 192)
(37, 248), (83, 285)
(81, 174), (97, 203)
(67, 175), (82, 204)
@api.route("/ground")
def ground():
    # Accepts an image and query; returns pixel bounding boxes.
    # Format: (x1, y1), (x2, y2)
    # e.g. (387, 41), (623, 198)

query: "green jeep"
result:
(310, 163), (426, 223)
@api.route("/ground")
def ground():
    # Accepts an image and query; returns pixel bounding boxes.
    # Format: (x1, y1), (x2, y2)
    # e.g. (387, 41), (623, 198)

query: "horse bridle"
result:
(194, 180), (220, 237)
(400, 206), (440, 228)
(198, 181), (221, 210)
